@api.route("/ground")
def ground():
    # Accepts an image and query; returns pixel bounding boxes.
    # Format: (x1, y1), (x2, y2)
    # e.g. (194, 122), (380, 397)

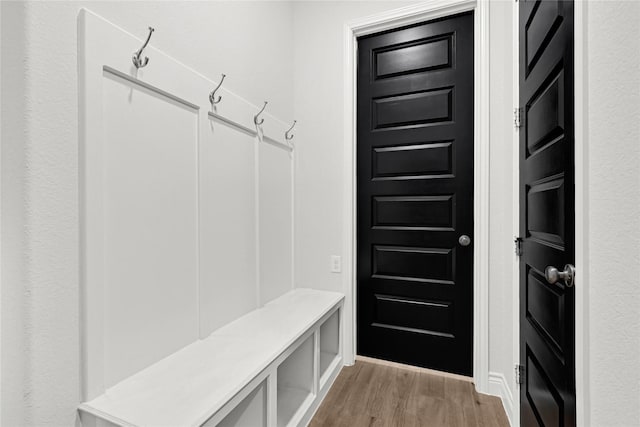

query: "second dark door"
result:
(357, 12), (474, 376)
(519, 0), (576, 425)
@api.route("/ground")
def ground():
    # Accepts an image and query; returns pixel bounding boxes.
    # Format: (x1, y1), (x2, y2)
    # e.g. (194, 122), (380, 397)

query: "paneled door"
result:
(356, 12), (474, 376)
(519, 1), (576, 425)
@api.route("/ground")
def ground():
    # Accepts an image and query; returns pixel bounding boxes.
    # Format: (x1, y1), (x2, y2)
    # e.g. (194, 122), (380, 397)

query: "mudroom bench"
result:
(78, 289), (344, 427)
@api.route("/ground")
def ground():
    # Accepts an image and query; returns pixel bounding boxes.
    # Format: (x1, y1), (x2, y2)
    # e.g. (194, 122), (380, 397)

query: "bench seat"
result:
(78, 288), (344, 427)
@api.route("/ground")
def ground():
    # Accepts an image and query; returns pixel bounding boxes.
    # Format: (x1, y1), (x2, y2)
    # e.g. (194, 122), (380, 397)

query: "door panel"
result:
(357, 12), (474, 376)
(372, 88), (454, 129)
(372, 142), (454, 179)
(374, 35), (452, 78)
(372, 195), (455, 230)
(519, 1), (576, 426)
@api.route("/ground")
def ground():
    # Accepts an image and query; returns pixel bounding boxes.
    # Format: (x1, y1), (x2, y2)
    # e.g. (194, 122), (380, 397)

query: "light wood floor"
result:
(310, 358), (510, 427)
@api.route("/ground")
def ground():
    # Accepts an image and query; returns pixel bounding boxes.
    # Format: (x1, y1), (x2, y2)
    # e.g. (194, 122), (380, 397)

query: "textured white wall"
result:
(291, 1), (417, 294)
(587, 2), (640, 425)
(487, 0), (516, 415)
(2, 3), (47, 424)
(0, 3), (3, 423)
(0, 2), (294, 425)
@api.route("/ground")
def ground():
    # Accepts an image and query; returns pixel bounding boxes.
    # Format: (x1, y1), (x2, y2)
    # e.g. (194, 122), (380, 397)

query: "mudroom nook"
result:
(1, 1), (639, 426)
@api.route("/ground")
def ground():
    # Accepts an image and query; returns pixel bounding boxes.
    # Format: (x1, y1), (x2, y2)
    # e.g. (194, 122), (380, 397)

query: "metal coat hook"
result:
(132, 27), (155, 69)
(209, 74), (226, 105)
(285, 120), (297, 141)
(254, 101), (268, 125)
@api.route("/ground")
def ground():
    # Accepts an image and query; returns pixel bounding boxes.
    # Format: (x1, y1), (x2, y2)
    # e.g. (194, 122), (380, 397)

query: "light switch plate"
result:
(330, 255), (342, 273)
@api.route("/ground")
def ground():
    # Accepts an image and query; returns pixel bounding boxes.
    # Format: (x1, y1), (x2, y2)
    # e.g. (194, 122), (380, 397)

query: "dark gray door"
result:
(519, 1), (576, 425)
(357, 12), (474, 376)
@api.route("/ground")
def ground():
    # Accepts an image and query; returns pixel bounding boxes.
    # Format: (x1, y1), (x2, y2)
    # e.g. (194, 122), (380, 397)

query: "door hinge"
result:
(514, 107), (523, 129)
(514, 237), (524, 256)
(515, 364), (525, 385)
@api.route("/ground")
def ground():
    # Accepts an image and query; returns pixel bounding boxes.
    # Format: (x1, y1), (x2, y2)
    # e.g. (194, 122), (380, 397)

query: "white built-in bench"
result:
(78, 11), (341, 427)
(78, 289), (344, 427)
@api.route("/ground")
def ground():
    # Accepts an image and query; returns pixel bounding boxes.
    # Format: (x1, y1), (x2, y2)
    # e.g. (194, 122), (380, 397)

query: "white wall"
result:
(0, 2), (4, 423)
(586, 2), (640, 425)
(487, 0), (516, 419)
(2, 3), (39, 424)
(1, 2), (294, 425)
(292, 1), (416, 293)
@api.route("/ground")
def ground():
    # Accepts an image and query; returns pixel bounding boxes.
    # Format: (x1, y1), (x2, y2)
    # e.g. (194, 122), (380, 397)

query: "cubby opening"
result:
(319, 310), (340, 385)
(203, 381), (267, 427)
(277, 336), (315, 427)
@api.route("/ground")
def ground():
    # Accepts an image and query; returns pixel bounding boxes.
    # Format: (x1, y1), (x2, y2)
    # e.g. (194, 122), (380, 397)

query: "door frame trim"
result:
(511, 1), (520, 424)
(341, 0), (490, 392)
(574, 1), (589, 425)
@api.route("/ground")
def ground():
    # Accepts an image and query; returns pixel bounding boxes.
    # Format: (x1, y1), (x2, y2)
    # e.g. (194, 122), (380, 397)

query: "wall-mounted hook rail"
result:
(209, 74), (226, 105)
(132, 26), (155, 69)
(285, 120), (297, 141)
(254, 101), (268, 125)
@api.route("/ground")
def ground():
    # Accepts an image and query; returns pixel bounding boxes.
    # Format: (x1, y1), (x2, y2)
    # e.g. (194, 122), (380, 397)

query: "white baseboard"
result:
(488, 371), (515, 426)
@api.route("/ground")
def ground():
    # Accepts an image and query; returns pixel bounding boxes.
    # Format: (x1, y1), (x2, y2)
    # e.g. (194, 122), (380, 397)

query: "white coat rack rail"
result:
(127, 21), (296, 151)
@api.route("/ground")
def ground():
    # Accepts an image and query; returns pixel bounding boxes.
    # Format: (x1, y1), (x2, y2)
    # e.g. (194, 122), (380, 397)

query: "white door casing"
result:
(341, 0), (490, 392)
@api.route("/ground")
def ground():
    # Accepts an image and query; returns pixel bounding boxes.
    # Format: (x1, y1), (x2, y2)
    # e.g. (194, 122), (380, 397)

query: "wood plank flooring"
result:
(310, 358), (510, 427)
